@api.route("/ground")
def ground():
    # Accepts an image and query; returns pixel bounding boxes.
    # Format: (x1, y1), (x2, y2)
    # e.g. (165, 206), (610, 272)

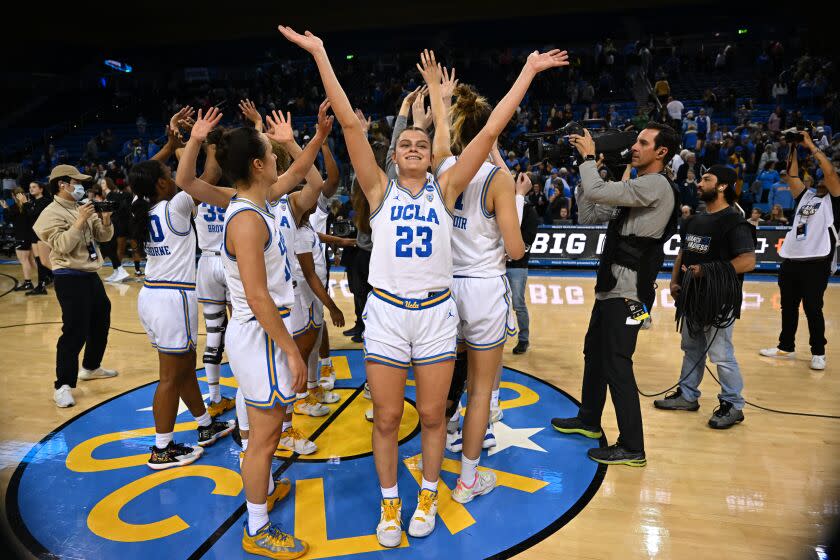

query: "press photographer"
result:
(655, 165), (756, 429)
(551, 122), (680, 467)
(760, 132), (840, 371)
(33, 165), (119, 408)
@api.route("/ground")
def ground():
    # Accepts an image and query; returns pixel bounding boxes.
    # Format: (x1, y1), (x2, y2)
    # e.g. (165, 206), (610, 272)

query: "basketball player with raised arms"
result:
(178, 106), (332, 559)
(280, 24), (567, 547)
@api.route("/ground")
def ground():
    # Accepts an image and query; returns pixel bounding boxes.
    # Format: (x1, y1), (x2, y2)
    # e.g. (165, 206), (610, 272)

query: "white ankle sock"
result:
(421, 477), (438, 493)
(194, 411), (212, 428)
(282, 421), (293, 433)
(246, 501), (269, 535)
(307, 381), (318, 390)
(490, 389), (500, 408)
(319, 357), (332, 368)
(381, 484), (399, 499)
(460, 455), (480, 486)
(155, 432), (173, 449)
(296, 392), (308, 400)
(241, 438), (249, 451)
(208, 383), (221, 403)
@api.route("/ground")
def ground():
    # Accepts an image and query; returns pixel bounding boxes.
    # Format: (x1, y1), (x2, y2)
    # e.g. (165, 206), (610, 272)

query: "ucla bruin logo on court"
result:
(8, 350), (604, 559)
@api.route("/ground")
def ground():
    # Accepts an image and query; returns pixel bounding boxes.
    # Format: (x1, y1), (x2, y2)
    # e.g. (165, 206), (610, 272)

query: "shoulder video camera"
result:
(523, 120), (637, 180)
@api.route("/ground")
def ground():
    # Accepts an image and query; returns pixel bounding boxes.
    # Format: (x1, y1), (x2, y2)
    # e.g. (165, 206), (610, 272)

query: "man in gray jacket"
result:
(551, 123), (680, 467)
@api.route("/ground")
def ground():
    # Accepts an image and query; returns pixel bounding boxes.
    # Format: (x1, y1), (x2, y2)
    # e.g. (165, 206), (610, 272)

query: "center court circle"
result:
(8, 349), (605, 559)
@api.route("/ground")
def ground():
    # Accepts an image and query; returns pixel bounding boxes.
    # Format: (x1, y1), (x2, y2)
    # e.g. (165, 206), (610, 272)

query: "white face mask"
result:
(68, 183), (85, 201)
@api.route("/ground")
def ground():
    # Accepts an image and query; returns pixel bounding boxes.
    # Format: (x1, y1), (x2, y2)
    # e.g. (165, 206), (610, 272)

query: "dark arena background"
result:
(1, 2), (839, 559)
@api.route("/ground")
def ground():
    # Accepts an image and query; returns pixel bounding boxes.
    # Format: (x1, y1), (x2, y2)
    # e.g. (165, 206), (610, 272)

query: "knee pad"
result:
(445, 352), (468, 417)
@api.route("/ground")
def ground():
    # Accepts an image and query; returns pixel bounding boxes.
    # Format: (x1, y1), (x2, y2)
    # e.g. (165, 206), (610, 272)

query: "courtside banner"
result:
(528, 225), (790, 271)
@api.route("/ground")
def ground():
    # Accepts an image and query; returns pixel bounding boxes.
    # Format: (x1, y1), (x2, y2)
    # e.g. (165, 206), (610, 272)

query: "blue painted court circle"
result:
(7, 349), (605, 559)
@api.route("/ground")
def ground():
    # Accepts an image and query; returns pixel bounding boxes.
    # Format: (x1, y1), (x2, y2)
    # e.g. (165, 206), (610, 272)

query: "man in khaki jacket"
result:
(33, 164), (119, 407)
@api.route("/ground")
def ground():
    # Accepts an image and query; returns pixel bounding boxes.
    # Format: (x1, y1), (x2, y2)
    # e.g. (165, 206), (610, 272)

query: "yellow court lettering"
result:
(87, 465), (242, 542)
(294, 477), (408, 558)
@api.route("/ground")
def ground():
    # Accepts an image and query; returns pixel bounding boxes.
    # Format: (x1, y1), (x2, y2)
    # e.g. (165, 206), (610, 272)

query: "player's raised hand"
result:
(278, 25), (324, 54)
(525, 49), (570, 74)
(315, 100), (335, 139)
(265, 110), (294, 145)
(190, 107), (223, 143)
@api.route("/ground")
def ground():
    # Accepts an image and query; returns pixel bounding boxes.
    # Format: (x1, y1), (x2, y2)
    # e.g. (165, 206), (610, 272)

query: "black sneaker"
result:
(551, 417), (603, 439)
(708, 399), (744, 429)
(350, 332), (364, 343)
(44, 275), (54, 286)
(231, 418), (243, 448)
(587, 444), (647, 467)
(135, 268), (144, 277)
(25, 284), (48, 296)
(13, 280), (34, 292)
(343, 325), (362, 337)
(146, 441), (204, 470)
(197, 419), (235, 447)
(653, 387), (700, 411)
(512, 341), (529, 354)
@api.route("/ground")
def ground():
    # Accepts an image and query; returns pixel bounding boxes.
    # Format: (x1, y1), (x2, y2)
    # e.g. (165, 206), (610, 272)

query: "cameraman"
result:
(551, 123), (680, 467)
(760, 134), (840, 370)
(33, 165), (119, 408)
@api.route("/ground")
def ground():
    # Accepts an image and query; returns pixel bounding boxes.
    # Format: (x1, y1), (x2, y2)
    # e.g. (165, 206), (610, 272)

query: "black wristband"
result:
(584, 155), (596, 162)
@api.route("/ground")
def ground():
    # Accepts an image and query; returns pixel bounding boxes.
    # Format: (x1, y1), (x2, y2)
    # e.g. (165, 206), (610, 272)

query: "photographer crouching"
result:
(551, 123), (680, 467)
(33, 165), (119, 408)
(654, 166), (755, 429)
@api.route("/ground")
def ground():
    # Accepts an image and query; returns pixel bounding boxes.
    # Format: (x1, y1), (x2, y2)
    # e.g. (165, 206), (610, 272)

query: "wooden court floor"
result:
(0, 263), (838, 559)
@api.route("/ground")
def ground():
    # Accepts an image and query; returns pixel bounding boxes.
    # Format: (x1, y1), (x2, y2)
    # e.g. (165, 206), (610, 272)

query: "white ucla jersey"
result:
(369, 178), (453, 298)
(437, 156), (505, 277)
(223, 197), (295, 323)
(295, 225), (327, 285)
(270, 195), (303, 285)
(309, 193), (329, 234)
(195, 202), (226, 252)
(144, 191), (197, 286)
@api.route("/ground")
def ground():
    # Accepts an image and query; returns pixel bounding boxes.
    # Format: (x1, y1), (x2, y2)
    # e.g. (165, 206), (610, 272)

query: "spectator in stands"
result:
(528, 180), (548, 218)
(770, 171), (795, 214)
(666, 96), (684, 129)
(543, 168), (559, 195)
(678, 205), (692, 231)
(768, 108), (781, 133)
(766, 203), (789, 225)
(772, 80), (788, 104)
(757, 161), (781, 191)
(748, 208), (764, 227)
(758, 144), (779, 170)
(683, 124), (699, 151)
(654, 77), (670, 106)
(555, 206), (573, 225)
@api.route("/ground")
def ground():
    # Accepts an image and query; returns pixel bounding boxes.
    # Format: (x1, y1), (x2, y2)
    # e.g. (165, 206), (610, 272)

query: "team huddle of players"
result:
(132, 24), (569, 559)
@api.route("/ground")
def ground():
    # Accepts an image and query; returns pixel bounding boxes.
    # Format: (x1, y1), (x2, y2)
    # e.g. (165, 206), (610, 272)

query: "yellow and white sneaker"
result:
(242, 522), (308, 559)
(490, 403), (504, 423)
(363, 382), (372, 400)
(759, 347), (795, 359)
(311, 385), (340, 404)
(376, 498), (403, 548)
(293, 394), (330, 417)
(365, 407), (374, 422)
(452, 471), (497, 504)
(207, 396), (236, 418)
(318, 364), (336, 390)
(277, 427), (317, 455)
(267, 477), (292, 512)
(407, 489), (437, 538)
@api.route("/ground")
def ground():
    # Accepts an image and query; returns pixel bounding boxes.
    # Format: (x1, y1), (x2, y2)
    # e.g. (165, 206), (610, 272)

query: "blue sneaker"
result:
(482, 424), (496, 449)
(242, 521), (308, 559)
(446, 429), (463, 453)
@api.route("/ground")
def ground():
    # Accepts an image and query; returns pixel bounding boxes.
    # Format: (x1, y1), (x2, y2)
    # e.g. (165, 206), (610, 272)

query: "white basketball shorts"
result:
(225, 307), (297, 409)
(452, 275), (517, 350)
(362, 288), (458, 368)
(197, 254), (228, 305)
(138, 283), (198, 354)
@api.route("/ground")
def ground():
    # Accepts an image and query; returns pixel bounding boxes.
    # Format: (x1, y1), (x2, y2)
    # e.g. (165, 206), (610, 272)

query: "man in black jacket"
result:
(507, 174), (540, 354)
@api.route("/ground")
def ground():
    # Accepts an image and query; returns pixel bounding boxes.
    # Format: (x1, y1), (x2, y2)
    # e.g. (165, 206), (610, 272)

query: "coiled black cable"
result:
(676, 261), (742, 337)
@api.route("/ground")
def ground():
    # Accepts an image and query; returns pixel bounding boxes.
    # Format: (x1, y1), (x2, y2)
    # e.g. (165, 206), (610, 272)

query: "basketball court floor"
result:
(0, 264), (838, 559)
